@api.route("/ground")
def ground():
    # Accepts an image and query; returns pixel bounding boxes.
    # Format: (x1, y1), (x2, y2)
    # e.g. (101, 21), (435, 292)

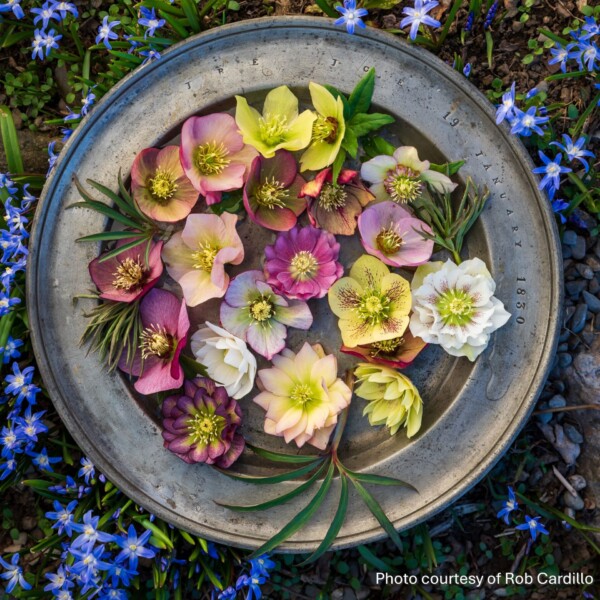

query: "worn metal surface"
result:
(27, 17), (562, 551)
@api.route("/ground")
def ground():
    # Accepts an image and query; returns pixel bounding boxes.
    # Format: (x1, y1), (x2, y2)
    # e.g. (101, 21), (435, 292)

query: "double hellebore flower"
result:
(88, 238), (163, 303)
(161, 377), (244, 468)
(264, 225), (343, 300)
(180, 113), (258, 202)
(358, 201), (434, 267)
(300, 168), (374, 235)
(300, 83), (346, 172)
(131, 145), (199, 222)
(254, 343), (352, 449)
(328, 255), (411, 348)
(235, 86), (316, 157)
(161, 213), (244, 306)
(220, 271), (312, 359)
(191, 321), (257, 400)
(360, 146), (456, 203)
(354, 363), (423, 437)
(409, 258), (511, 361)
(243, 150), (306, 231)
(120, 289), (190, 394)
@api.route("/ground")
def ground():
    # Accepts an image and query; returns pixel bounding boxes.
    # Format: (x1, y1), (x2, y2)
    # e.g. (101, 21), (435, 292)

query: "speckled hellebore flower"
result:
(254, 343), (352, 449)
(328, 255), (411, 347)
(88, 238), (163, 303)
(357, 201), (434, 267)
(264, 225), (343, 300)
(131, 145), (199, 222)
(360, 146), (457, 203)
(161, 213), (244, 307)
(235, 86), (316, 157)
(220, 270), (312, 359)
(300, 83), (346, 172)
(409, 258), (511, 361)
(243, 150), (306, 231)
(180, 113), (258, 198)
(300, 168), (374, 236)
(161, 377), (244, 468)
(119, 289), (189, 395)
(354, 363), (423, 437)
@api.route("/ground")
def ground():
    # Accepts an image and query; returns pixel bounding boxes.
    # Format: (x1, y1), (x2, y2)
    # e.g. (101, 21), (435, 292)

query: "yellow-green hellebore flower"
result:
(300, 82), (346, 172)
(354, 363), (423, 437)
(328, 254), (411, 347)
(235, 86), (316, 158)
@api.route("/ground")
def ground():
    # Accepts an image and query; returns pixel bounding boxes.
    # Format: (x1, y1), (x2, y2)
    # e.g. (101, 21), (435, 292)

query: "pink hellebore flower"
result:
(120, 288), (190, 395)
(161, 213), (244, 307)
(264, 225), (343, 300)
(131, 145), (199, 222)
(88, 238), (163, 303)
(180, 113), (258, 198)
(358, 201), (434, 268)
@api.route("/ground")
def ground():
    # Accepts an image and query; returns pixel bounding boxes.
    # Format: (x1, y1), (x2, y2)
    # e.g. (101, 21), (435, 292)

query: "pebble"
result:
(563, 230), (577, 246)
(571, 303), (588, 333)
(558, 353), (573, 368)
(568, 474), (587, 491)
(564, 423), (583, 444)
(583, 290), (600, 314)
(576, 263), (594, 280)
(554, 380), (565, 393)
(585, 255), (600, 271)
(562, 490), (585, 511)
(558, 343), (569, 352)
(564, 305), (576, 326)
(572, 235), (587, 260)
(563, 245), (573, 259)
(536, 403), (552, 424)
(539, 423), (580, 465)
(564, 507), (576, 520)
(566, 280), (586, 298)
(590, 278), (600, 295)
(549, 394), (567, 409)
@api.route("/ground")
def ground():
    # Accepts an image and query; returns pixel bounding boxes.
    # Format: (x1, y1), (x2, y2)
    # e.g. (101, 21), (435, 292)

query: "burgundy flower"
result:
(88, 238), (163, 303)
(161, 378), (245, 468)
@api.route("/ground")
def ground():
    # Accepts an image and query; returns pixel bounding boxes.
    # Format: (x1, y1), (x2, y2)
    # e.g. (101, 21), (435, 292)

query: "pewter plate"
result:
(28, 17), (562, 552)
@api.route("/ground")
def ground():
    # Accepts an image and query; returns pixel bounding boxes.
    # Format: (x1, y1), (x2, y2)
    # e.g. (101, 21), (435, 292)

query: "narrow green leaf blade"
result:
(347, 470), (418, 492)
(0, 105), (24, 174)
(357, 544), (396, 573)
(247, 444), (321, 464)
(215, 459), (323, 485)
(347, 67), (376, 117)
(181, 0), (201, 32)
(86, 179), (139, 219)
(76, 231), (146, 243)
(98, 237), (152, 262)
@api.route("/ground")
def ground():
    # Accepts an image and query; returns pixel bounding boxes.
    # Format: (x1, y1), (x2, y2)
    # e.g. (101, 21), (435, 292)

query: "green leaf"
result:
(215, 458), (324, 485)
(341, 128), (358, 158)
(437, 0), (463, 46)
(209, 191), (243, 215)
(357, 544), (396, 573)
(429, 160), (465, 176)
(331, 148), (347, 184)
(98, 237), (152, 262)
(345, 470), (418, 492)
(362, 135), (395, 159)
(361, 0), (401, 8)
(314, 0), (338, 18)
(76, 231), (147, 243)
(86, 178), (141, 220)
(537, 28), (569, 46)
(485, 31), (494, 69)
(0, 105), (24, 174)
(248, 461), (335, 557)
(349, 112), (395, 138)
(181, 0), (201, 33)
(246, 444), (321, 464)
(347, 68), (375, 117)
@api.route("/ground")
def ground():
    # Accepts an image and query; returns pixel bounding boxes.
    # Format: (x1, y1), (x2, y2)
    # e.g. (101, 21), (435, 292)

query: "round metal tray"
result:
(28, 17), (562, 552)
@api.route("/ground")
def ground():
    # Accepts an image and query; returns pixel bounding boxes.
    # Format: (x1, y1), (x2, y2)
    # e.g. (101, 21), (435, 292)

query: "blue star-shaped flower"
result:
(334, 0), (368, 35)
(516, 515), (549, 541)
(400, 0), (440, 41)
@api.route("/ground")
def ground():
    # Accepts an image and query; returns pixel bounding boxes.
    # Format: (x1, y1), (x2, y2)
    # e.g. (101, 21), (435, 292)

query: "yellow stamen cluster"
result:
(140, 324), (173, 359)
(312, 115), (339, 144)
(437, 288), (475, 327)
(258, 113), (288, 146)
(290, 251), (318, 281)
(383, 166), (422, 203)
(318, 183), (347, 211)
(193, 141), (230, 175)
(191, 242), (219, 272)
(255, 177), (289, 209)
(148, 168), (178, 204)
(112, 257), (145, 291)
(188, 411), (225, 445)
(249, 297), (274, 322)
(376, 227), (403, 255)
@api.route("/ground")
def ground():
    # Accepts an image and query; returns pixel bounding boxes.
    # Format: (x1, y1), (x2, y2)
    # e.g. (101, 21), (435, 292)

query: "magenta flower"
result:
(243, 150), (306, 231)
(300, 168), (374, 236)
(88, 238), (163, 303)
(220, 270), (312, 359)
(119, 289), (190, 395)
(358, 201), (434, 267)
(131, 145), (199, 222)
(264, 226), (343, 300)
(179, 113), (258, 198)
(161, 378), (244, 468)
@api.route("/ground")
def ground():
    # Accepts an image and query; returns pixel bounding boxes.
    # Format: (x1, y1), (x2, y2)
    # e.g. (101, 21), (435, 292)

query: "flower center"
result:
(188, 411), (225, 444)
(290, 383), (317, 407)
(383, 166), (422, 203)
(376, 227), (403, 254)
(370, 337), (404, 356)
(112, 257), (146, 291)
(318, 183), (347, 211)
(358, 290), (391, 326)
(290, 251), (318, 280)
(437, 288), (475, 327)
(129, 544), (138, 552)
(140, 324), (173, 359)
(312, 115), (339, 144)
(258, 113), (288, 146)
(249, 297), (274, 322)
(193, 141), (230, 176)
(148, 168), (178, 204)
(191, 242), (219, 272)
(255, 177), (289, 209)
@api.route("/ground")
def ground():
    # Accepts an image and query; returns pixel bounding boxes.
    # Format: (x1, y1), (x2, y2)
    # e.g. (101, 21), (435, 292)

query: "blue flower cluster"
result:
(549, 16), (599, 74)
(28, 1), (78, 60)
(496, 487), (550, 542)
(218, 555), (276, 600)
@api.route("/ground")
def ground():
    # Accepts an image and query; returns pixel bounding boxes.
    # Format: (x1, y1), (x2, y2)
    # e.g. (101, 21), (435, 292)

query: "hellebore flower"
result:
(254, 342), (352, 449)
(131, 145), (199, 222)
(341, 329), (426, 369)
(180, 113), (258, 198)
(409, 258), (511, 361)
(264, 225), (343, 300)
(161, 212), (244, 306)
(243, 150), (306, 231)
(120, 289), (190, 394)
(88, 238), (163, 303)
(354, 363), (423, 437)
(328, 255), (411, 347)
(300, 168), (374, 235)
(360, 146), (457, 203)
(357, 201), (434, 267)
(235, 86), (316, 158)
(191, 321), (257, 400)
(300, 83), (346, 172)
(161, 377), (244, 468)
(220, 271), (312, 359)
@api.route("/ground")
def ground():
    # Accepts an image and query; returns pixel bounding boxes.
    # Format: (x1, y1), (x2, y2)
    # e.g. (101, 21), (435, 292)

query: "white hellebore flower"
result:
(409, 258), (511, 361)
(191, 321), (257, 399)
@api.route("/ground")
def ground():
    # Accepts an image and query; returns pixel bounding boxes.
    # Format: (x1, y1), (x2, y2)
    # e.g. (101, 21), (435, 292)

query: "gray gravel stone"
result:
(564, 305), (576, 325)
(589, 278), (600, 295)
(563, 245), (573, 259)
(576, 263), (594, 280)
(568, 474), (587, 491)
(585, 255), (600, 271)
(583, 290), (600, 314)
(562, 490), (585, 511)
(563, 230), (577, 246)
(571, 304), (588, 333)
(566, 280), (587, 297)
(558, 343), (569, 352)
(558, 353), (573, 368)
(564, 423), (584, 444)
(549, 394), (567, 409)
(572, 235), (587, 260)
